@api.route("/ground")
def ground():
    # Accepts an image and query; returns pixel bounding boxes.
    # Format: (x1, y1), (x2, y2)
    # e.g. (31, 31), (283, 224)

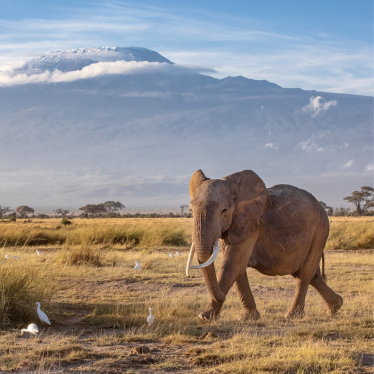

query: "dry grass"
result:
(0, 218), (372, 372)
(0, 262), (56, 326)
(0, 217), (373, 252)
(0, 243), (372, 373)
(326, 220), (374, 250)
(60, 245), (105, 267)
(0, 218), (192, 248)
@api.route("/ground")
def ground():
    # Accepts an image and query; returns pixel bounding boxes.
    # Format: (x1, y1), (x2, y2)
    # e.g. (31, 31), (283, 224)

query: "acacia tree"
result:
(15, 206), (35, 217)
(343, 186), (374, 215)
(0, 206), (11, 218)
(79, 204), (107, 217)
(104, 201), (125, 213)
(55, 209), (70, 217)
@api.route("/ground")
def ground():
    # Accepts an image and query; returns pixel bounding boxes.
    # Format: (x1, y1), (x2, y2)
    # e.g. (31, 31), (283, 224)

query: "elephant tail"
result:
(321, 252), (327, 281)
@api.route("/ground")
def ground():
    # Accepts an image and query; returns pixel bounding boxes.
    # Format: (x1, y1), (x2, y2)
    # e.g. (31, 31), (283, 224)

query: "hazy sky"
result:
(0, 0), (372, 95)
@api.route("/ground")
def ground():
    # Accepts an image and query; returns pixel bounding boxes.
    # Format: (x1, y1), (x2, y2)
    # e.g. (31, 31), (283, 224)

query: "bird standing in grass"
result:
(147, 307), (154, 326)
(169, 253), (175, 258)
(36, 250), (42, 256)
(35, 302), (51, 325)
(134, 261), (142, 269)
(176, 251), (181, 257)
(5, 254), (10, 259)
(21, 323), (39, 336)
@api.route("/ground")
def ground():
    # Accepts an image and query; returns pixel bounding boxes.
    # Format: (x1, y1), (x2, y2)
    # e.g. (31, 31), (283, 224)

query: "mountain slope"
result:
(0, 48), (372, 210)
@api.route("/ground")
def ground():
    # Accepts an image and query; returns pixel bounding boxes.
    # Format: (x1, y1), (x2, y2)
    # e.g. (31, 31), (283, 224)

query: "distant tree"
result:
(318, 201), (333, 216)
(55, 209), (70, 217)
(0, 206), (11, 218)
(343, 186), (374, 216)
(104, 201), (125, 213)
(180, 205), (189, 216)
(15, 206), (35, 217)
(333, 207), (350, 217)
(79, 204), (107, 217)
(36, 213), (50, 219)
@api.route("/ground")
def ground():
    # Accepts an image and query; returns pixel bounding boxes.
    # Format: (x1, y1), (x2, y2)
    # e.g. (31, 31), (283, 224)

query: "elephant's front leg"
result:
(234, 270), (261, 320)
(198, 231), (259, 322)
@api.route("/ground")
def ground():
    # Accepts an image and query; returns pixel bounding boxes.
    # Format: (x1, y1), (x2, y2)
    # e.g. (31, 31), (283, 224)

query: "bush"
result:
(8, 215), (16, 222)
(61, 217), (72, 226)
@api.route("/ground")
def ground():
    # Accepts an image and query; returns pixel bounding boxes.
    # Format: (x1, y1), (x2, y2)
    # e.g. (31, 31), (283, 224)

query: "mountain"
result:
(16, 47), (173, 73)
(0, 47), (372, 211)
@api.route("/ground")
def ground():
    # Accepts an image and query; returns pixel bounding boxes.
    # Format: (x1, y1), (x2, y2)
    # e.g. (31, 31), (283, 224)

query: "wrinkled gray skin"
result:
(189, 169), (343, 322)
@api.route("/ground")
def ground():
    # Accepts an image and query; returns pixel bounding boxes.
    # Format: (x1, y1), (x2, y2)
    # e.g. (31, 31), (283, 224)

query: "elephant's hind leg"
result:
(234, 269), (261, 321)
(285, 277), (310, 319)
(310, 270), (343, 315)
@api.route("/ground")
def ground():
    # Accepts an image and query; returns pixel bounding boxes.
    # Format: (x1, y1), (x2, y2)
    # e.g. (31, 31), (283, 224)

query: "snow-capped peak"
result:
(17, 47), (173, 73)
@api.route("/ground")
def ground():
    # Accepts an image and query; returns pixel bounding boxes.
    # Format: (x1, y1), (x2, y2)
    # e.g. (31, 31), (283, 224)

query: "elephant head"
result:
(186, 169), (271, 304)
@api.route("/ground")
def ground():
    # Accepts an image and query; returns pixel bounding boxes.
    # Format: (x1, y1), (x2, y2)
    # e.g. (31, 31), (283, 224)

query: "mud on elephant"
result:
(186, 169), (343, 322)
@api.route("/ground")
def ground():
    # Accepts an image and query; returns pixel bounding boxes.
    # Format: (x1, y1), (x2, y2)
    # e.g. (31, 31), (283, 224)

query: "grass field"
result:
(0, 218), (373, 373)
(0, 216), (372, 249)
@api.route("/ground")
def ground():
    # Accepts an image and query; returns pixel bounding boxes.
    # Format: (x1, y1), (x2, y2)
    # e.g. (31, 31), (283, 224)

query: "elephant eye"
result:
(221, 208), (227, 214)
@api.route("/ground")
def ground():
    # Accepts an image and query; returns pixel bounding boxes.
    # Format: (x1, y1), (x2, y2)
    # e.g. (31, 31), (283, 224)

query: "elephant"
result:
(186, 169), (343, 322)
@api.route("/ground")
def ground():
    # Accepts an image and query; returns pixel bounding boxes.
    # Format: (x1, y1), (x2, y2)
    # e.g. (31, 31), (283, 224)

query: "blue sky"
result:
(0, 0), (372, 95)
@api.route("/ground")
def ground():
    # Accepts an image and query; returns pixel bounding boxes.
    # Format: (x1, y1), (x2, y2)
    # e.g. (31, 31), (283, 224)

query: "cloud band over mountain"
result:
(0, 60), (216, 86)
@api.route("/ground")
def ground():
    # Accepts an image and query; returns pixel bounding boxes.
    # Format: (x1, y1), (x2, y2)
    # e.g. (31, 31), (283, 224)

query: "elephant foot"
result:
(239, 309), (261, 321)
(198, 301), (223, 322)
(328, 295), (343, 316)
(285, 308), (305, 320)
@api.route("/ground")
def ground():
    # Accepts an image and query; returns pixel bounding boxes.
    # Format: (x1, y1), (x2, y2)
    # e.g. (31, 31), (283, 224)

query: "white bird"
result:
(176, 251), (182, 257)
(134, 261), (141, 266)
(35, 302), (51, 325)
(13, 256), (20, 260)
(134, 262), (142, 269)
(21, 323), (39, 336)
(169, 253), (175, 258)
(147, 307), (154, 326)
(36, 250), (42, 256)
(5, 254), (10, 259)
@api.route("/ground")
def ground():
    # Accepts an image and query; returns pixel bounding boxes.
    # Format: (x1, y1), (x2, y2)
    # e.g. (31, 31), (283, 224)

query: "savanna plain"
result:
(0, 217), (373, 373)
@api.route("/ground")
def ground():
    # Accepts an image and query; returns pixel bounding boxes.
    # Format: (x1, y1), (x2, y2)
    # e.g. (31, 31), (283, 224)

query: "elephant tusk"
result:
(189, 240), (220, 270)
(186, 242), (195, 277)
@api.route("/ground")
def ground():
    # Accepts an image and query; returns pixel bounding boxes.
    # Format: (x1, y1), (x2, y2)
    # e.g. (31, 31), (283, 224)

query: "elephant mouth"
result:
(185, 240), (220, 276)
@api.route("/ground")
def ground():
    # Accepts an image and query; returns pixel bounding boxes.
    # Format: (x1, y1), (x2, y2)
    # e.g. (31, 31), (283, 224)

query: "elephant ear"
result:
(223, 170), (271, 244)
(190, 170), (209, 199)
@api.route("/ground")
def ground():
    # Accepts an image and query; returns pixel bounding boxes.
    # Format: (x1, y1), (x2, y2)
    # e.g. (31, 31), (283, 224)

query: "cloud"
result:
(0, 60), (216, 86)
(301, 96), (337, 117)
(264, 143), (278, 150)
(344, 159), (354, 168)
(0, 60), (25, 72)
(296, 139), (324, 152)
(365, 164), (374, 171)
(0, 1), (372, 95)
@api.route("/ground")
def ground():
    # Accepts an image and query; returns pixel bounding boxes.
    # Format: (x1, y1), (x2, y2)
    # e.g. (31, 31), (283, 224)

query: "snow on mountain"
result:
(0, 47), (372, 210)
(16, 47), (173, 74)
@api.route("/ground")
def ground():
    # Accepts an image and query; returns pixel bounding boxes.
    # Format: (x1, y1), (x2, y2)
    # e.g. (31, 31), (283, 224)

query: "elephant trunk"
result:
(194, 239), (225, 304)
